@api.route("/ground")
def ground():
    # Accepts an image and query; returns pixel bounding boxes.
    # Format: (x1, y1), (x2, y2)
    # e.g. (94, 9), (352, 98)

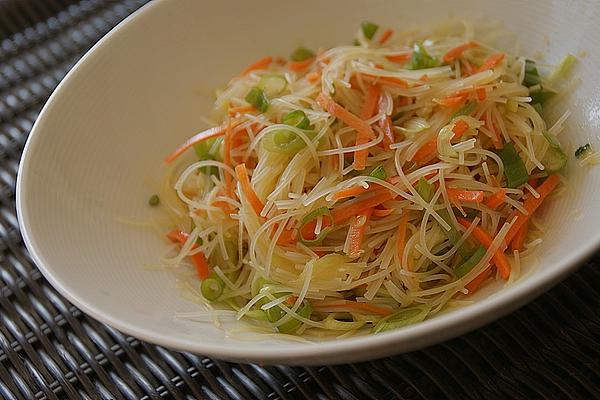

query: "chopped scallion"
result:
(282, 110), (310, 129)
(200, 275), (225, 301)
(361, 21), (379, 40)
(290, 46), (315, 62)
(298, 207), (333, 245)
(454, 245), (486, 278)
(409, 43), (439, 70)
(245, 87), (269, 113)
(372, 306), (429, 333)
(575, 143), (592, 159)
(369, 165), (387, 180)
(416, 177), (434, 203)
(148, 194), (159, 206)
(541, 130), (567, 172)
(496, 142), (528, 188)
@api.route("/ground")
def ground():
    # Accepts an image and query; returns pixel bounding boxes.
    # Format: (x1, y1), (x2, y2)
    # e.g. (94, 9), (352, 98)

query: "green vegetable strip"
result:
(201, 275), (225, 301)
(245, 87), (269, 112)
(497, 142), (529, 188)
(298, 207), (334, 245)
(416, 177), (434, 203)
(369, 165), (387, 180)
(437, 209), (473, 259)
(409, 43), (439, 70)
(372, 306), (429, 333)
(523, 59), (542, 87)
(361, 21), (379, 40)
(290, 46), (315, 62)
(450, 100), (476, 121)
(266, 300), (312, 333)
(541, 130), (567, 172)
(454, 245), (486, 278)
(283, 110), (310, 129)
(262, 129), (317, 154)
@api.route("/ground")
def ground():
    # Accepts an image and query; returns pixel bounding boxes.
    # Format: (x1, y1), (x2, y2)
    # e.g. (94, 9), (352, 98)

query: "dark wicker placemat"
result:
(1, 1), (598, 399)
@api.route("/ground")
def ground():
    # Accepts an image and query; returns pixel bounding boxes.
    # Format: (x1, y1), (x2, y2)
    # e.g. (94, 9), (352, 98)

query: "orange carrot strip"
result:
(485, 188), (507, 210)
(166, 230), (210, 279)
(397, 211), (410, 262)
(443, 42), (478, 63)
(234, 164), (264, 216)
(164, 121), (241, 164)
(362, 74), (409, 89)
(347, 208), (373, 257)
(317, 94), (376, 171)
(306, 70), (321, 83)
(456, 218), (511, 280)
(411, 138), (437, 164)
(465, 267), (493, 294)
(385, 53), (412, 63)
(314, 301), (393, 316)
(477, 53), (505, 73)
(378, 28), (394, 45)
(476, 87), (487, 102)
(372, 208), (394, 217)
(240, 56), (273, 76)
(511, 220), (529, 252)
(436, 93), (468, 108)
(461, 59), (476, 76)
(353, 84), (381, 169)
(504, 174), (560, 244)
(276, 226), (297, 245)
(289, 57), (314, 72)
(331, 176), (401, 201)
(447, 189), (484, 204)
(332, 190), (395, 225)
(452, 119), (470, 138)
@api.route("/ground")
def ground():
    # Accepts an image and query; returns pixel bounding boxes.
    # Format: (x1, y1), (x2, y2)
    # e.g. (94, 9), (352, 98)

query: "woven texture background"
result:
(1, 1), (598, 399)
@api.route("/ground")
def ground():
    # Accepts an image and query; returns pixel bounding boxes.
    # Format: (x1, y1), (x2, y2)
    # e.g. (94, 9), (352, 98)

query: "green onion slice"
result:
(369, 165), (387, 180)
(541, 130), (567, 172)
(575, 143), (592, 159)
(496, 142), (528, 188)
(201, 275), (225, 301)
(298, 207), (334, 245)
(361, 21), (379, 40)
(409, 43), (439, 70)
(454, 245), (486, 278)
(372, 306), (429, 333)
(258, 74), (287, 97)
(282, 110), (310, 129)
(262, 129), (317, 154)
(416, 177), (434, 203)
(245, 87), (269, 113)
(291, 46), (315, 62)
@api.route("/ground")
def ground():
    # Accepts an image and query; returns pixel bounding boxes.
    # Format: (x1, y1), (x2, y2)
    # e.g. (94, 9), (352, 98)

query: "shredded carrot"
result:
(456, 218), (511, 280)
(234, 164), (264, 216)
(274, 56), (287, 66)
(317, 94), (375, 171)
(505, 174), (560, 244)
(477, 53), (505, 73)
(360, 84), (381, 120)
(275, 226), (297, 245)
(476, 87), (487, 102)
(511, 220), (529, 251)
(464, 267), (492, 294)
(397, 211), (410, 262)
(289, 57), (314, 72)
(411, 138), (437, 164)
(461, 59), (476, 76)
(378, 28), (394, 45)
(314, 301), (393, 316)
(347, 208), (373, 257)
(306, 70), (321, 83)
(398, 96), (412, 106)
(447, 189), (484, 204)
(166, 230), (210, 279)
(436, 93), (468, 108)
(485, 188), (506, 210)
(452, 119), (470, 138)
(528, 178), (538, 188)
(385, 53), (412, 63)
(332, 189), (396, 225)
(240, 56), (272, 76)
(372, 208), (394, 217)
(228, 105), (256, 116)
(362, 74), (409, 89)
(443, 41), (478, 63)
(164, 121), (241, 164)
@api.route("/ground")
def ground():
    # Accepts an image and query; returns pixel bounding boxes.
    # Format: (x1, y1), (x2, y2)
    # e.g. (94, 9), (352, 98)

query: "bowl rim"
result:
(15, 0), (600, 364)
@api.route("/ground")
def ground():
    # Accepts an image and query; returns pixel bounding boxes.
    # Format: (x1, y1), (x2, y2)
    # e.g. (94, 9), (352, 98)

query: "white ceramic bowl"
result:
(16, 0), (600, 365)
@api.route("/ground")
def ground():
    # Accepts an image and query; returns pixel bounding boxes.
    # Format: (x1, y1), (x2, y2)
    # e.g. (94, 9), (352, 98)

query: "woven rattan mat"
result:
(1, 1), (598, 398)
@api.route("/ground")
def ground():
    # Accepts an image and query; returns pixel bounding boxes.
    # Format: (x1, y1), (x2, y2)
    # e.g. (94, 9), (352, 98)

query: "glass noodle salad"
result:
(155, 21), (576, 337)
